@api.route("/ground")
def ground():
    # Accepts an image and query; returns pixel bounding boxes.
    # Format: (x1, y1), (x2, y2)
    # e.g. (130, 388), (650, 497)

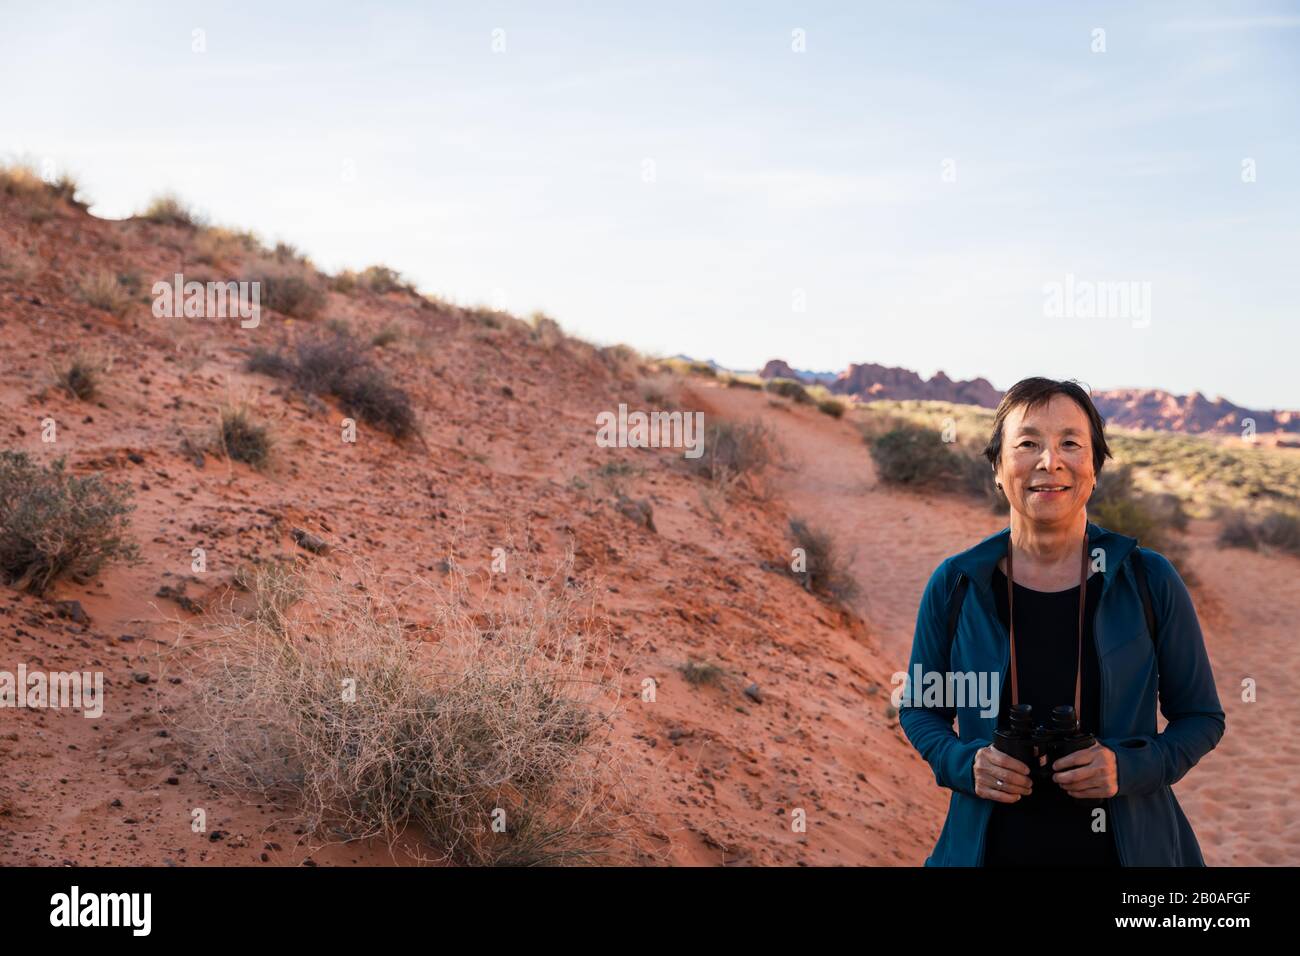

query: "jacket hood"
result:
(950, 520), (1138, 595)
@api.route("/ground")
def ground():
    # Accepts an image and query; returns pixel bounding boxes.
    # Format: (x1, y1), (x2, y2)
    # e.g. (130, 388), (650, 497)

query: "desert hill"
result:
(1, 169), (1295, 866)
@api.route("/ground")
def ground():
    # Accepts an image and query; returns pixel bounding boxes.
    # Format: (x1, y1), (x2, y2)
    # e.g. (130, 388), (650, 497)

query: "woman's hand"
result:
(1052, 743), (1119, 799)
(973, 745), (1033, 803)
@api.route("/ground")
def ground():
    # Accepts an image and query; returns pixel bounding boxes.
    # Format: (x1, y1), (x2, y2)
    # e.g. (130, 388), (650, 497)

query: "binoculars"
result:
(992, 703), (1096, 783)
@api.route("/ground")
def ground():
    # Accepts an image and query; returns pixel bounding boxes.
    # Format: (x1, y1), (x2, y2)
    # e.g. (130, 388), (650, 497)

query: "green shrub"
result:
(869, 424), (960, 486)
(817, 398), (846, 418)
(0, 452), (139, 594)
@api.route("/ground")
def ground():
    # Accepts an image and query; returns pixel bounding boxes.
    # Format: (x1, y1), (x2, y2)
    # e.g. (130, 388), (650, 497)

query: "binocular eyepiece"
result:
(992, 704), (1096, 784)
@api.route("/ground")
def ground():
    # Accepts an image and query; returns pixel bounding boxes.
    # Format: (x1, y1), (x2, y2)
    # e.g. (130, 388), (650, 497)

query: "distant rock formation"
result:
(756, 358), (1298, 436)
(1090, 388), (1299, 435)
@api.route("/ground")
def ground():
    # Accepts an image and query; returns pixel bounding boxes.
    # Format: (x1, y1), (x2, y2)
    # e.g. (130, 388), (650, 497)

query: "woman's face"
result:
(995, 395), (1096, 526)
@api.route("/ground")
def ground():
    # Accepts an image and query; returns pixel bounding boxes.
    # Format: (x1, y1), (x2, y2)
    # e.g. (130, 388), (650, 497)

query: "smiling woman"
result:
(898, 376), (1225, 867)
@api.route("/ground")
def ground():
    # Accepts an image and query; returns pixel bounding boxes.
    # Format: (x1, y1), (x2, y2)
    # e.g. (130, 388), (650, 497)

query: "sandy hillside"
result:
(1, 187), (1293, 866)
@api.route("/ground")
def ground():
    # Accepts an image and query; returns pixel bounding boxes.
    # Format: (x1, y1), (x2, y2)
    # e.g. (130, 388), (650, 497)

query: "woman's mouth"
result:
(1028, 485), (1071, 497)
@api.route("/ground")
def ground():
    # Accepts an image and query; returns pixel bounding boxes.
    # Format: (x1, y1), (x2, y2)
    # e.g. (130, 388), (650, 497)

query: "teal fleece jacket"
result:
(898, 522), (1225, 866)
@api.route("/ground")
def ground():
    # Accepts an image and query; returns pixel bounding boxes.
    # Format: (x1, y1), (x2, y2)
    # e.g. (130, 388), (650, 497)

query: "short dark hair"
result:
(983, 377), (1112, 475)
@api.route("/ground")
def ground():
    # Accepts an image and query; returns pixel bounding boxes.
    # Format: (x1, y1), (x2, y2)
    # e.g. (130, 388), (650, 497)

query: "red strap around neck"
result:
(1005, 537), (1090, 721)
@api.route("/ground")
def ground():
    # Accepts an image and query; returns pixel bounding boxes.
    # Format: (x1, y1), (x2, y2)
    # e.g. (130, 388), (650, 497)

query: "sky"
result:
(3, 0), (1298, 409)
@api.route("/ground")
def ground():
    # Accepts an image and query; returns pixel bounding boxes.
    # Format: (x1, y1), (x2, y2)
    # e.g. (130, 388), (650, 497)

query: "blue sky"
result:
(3, 1), (1298, 408)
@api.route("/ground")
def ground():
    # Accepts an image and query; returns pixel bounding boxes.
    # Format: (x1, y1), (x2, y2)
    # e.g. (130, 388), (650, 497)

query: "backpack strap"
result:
(1129, 547), (1159, 647)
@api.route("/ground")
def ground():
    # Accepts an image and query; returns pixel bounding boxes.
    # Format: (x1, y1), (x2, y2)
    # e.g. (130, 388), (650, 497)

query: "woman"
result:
(898, 377), (1225, 866)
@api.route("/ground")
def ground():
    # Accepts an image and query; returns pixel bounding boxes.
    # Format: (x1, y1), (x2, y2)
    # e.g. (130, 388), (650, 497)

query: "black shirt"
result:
(982, 564), (1120, 867)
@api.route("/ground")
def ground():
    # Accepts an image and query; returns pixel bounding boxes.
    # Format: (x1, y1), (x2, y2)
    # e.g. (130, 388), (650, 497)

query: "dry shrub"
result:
(248, 330), (416, 439)
(52, 351), (107, 400)
(1217, 508), (1300, 557)
(638, 373), (680, 408)
(217, 403), (273, 468)
(693, 419), (778, 490)
(248, 332), (417, 439)
(0, 451), (139, 594)
(176, 557), (634, 865)
(599, 344), (643, 379)
(246, 256), (325, 319)
(817, 397), (846, 418)
(789, 517), (860, 606)
(764, 377), (812, 404)
(78, 270), (133, 317)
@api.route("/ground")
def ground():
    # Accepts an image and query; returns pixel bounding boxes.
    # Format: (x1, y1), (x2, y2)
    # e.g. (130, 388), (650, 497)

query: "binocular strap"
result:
(1005, 538), (1090, 723)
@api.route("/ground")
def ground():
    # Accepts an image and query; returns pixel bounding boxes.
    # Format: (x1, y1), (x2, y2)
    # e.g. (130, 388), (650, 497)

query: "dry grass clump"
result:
(0, 451), (139, 594)
(0, 163), (85, 218)
(141, 193), (201, 228)
(192, 226), (264, 266)
(77, 270), (133, 317)
(177, 558), (632, 865)
(789, 517), (861, 606)
(332, 264), (414, 295)
(680, 659), (725, 687)
(528, 312), (567, 349)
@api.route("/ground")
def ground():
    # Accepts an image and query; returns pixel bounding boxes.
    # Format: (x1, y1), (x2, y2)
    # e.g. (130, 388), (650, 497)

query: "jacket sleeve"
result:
(897, 561), (986, 797)
(1101, 549), (1226, 797)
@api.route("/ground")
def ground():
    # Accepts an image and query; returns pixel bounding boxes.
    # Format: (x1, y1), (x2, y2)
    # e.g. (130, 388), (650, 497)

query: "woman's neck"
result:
(1008, 509), (1089, 572)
